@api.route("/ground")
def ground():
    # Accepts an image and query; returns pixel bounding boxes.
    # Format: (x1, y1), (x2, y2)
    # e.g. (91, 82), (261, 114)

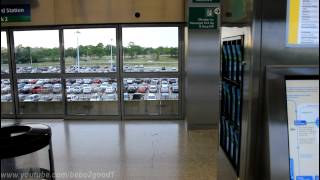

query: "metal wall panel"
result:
(185, 0), (221, 128)
(186, 30), (220, 128)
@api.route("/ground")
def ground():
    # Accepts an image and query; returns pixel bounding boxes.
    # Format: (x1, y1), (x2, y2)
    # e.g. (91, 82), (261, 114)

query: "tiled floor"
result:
(1, 120), (218, 180)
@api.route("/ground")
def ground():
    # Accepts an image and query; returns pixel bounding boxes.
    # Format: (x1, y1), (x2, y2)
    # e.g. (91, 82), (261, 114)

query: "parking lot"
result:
(1, 77), (179, 102)
(8, 64), (178, 74)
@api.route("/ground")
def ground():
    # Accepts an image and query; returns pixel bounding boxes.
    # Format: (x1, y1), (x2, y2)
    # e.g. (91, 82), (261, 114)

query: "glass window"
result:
(14, 30), (60, 73)
(66, 77), (118, 115)
(124, 78), (179, 115)
(122, 27), (179, 72)
(17, 78), (63, 114)
(1, 32), (9, 74)
(1, 79), (13, 114)
(64, 28), (117, 73)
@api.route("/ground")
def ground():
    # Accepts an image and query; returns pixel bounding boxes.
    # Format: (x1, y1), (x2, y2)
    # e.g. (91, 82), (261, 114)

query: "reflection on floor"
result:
(1, 120), (217, 180)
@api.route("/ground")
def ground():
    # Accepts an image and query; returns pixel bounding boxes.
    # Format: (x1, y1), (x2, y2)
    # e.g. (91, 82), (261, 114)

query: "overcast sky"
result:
(1, 31), (7, 48)
(2, 27), (178, 49)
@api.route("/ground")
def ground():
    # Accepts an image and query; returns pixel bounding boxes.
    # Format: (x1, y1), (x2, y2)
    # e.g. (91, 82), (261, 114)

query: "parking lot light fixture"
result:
(110, 38), (113, 69)
(76, 30), (81, 72)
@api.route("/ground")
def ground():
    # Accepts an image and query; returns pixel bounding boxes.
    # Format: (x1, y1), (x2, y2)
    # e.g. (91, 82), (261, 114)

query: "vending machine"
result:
(218, 0), (319, 179)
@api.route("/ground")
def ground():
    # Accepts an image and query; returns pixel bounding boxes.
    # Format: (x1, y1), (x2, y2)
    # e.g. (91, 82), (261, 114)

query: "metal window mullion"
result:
(118, 25), (124, 120)
(8, 30), (19, 117)
(59, 28), (67, 117)
(178, 24), (185, 120)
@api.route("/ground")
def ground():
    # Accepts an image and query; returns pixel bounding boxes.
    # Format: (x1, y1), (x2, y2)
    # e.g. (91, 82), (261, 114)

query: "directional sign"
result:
(188, 7), (219, 29)
(1, 4), (31, 22)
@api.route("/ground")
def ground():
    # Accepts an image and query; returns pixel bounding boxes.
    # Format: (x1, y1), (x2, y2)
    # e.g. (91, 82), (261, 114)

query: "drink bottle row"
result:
(220, 36), (244, 175)
(222, 39), (243, 83)
(220, 82), (241, 169)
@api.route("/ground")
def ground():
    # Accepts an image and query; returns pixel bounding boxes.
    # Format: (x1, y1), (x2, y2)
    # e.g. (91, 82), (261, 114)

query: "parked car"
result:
(83, 84), (92, 94)
(18, 94), (28, 101)
(123, 93), (129, 101)
(169, 78), (177, 84)
(100, 82), (110, 90)
(151, 79), (159, 85)
(105, 86), (115, 94)
(160, 86), (169, 93)
(161, 93), (169, 100)
(132, 93), (144, 100)
(90, 93), (102, 101)
(92, 79), (102, 84)
(83, 79), (92, 84)
(24, 94), (40, 102)
(28, 79), (38, 84)
(102, 94), (117, 101)
(31, 86), (44, 94)
(53, 84), (62, 93)
(39, 95), (53, 102)
(21, 84), (34, 94)
(1, 94), (12, 102)
(137, 86), (147, 93)
(67, 94), (79, 101)
(72, 86), (82, 94)
(43, 84), (53, 93)
(149, 85), (158, 93)
(127, 85), (137, 93)
(172, 85), (179, 93)
(1, 86), (10, 94)
(147, 93), (157, 100)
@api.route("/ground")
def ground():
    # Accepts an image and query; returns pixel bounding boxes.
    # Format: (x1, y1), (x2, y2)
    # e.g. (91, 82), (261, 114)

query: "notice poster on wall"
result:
(286, 0), (319, 46)
(286, 79), (319, 180)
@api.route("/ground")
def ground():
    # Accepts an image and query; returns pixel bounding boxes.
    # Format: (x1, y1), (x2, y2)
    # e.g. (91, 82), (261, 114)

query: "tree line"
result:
(1, 42), (178, 64)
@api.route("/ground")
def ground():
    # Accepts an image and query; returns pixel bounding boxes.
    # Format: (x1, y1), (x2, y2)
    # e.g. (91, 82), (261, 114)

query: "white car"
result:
(147, 93), (157, 100)
(102, 94), (117, 101)
(160, 86), (169, 93)
(67, 94), (79, 101)
(43, 84), (53, 93)
(100, 82), (110, 90)
(1, 86), (10, 94)
(39, 95), (53, 102)
(22, 84), (33, 91)
(1, 94), (12, 102)
(161, 93), (169, 100)
(53, 84), (62, 93)
(123, 93), (129, 101)
(90, 93), (102, 101)
(72, 86), (82, 94)
(66, 86), (73, 94)
(149, 85), (158, 93)
(24, 94), (40, 102)
(83, 79), (92, 84)
(35, 80), (45, 85)
(105, 86), (115, 94)
(82, 85), (92, 94)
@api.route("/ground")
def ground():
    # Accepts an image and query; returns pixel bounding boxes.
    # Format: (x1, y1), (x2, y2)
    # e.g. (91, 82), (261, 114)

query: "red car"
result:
(137, 86), (148, 93)
(29, 79), (38, 84)
(31, 86), (44, 94)
(93, 79), (102, 84)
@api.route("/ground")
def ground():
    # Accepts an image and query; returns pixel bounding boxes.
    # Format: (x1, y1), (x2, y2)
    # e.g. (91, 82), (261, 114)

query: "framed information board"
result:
(286, 0), (319, 46)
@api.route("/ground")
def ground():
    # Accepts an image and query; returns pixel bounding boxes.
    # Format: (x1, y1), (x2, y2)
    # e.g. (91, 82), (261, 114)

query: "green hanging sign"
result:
(1, 4), (31, 22)
(193, 0), (220, 3)
(188, 7), (219, 29)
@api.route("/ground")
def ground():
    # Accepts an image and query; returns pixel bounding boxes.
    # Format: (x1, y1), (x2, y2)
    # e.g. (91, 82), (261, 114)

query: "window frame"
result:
(1, 23), (185, 120)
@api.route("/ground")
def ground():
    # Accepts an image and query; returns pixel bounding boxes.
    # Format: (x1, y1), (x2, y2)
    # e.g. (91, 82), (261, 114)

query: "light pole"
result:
(110, 38), (113, 70)
(76, 30), (80, 72)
